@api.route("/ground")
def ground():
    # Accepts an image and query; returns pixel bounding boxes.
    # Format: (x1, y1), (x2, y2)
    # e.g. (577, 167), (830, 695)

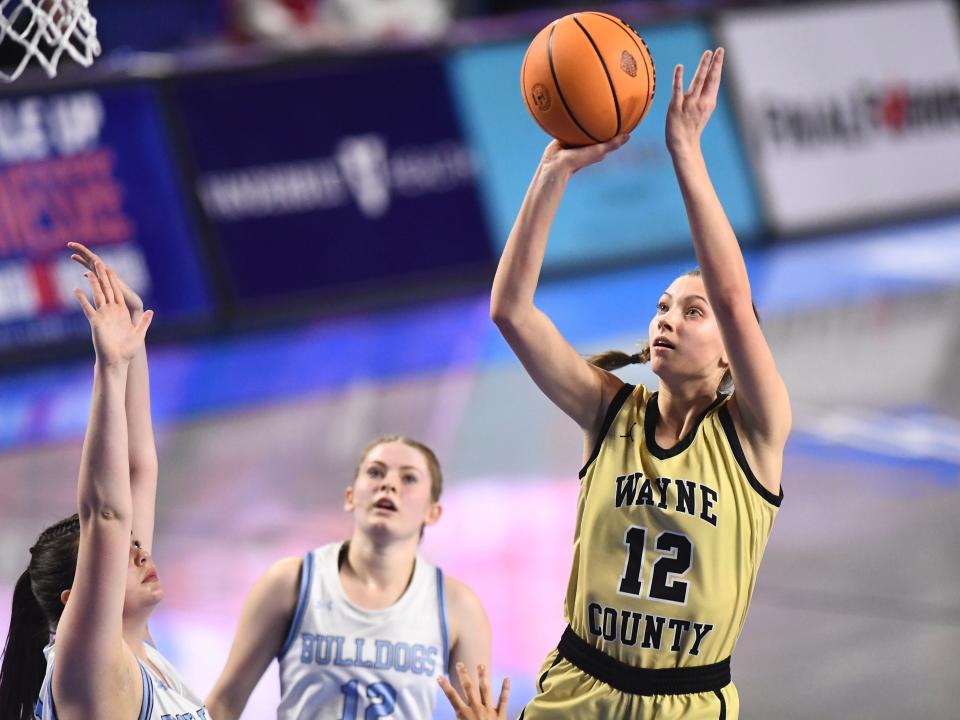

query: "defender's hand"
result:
(438, 663), (510, 720)
(75, 264), (153, 367)
(68, 242), (145, 323)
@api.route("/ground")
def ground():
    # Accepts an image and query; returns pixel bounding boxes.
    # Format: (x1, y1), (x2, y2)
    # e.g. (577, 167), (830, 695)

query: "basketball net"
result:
(0, 0), (100, 82)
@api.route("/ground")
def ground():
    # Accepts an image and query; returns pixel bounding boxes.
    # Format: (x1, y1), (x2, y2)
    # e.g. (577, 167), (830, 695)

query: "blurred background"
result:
(1, 0), (959, 717)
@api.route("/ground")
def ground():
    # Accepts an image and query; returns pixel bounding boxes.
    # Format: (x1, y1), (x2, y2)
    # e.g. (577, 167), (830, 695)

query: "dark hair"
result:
(0, 515), (80, 720)
(587, 269), (761, 395)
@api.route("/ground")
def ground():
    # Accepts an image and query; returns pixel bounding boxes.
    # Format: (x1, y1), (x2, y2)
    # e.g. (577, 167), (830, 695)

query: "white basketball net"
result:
(0, 0), (100, 82)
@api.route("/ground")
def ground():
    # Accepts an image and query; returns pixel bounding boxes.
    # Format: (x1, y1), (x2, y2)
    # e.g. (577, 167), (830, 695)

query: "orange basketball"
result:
(521, 12), (656, 147)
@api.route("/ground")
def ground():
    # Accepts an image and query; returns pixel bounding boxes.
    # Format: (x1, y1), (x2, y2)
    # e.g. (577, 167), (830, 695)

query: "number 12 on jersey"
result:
(340, 679), (397, 719)
(618, 525), (693, 604)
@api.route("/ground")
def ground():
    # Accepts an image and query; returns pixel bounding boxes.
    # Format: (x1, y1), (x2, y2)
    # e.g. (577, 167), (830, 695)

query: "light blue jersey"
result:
(35, 641), (212, 720)
(277, 542), (450, 720)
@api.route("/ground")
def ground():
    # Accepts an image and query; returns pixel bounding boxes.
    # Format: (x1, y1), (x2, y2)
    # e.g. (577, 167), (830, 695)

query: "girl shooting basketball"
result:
(206, 436), (494, 719)
(491, 48), (789, 718)
(0, 243), (211, 719)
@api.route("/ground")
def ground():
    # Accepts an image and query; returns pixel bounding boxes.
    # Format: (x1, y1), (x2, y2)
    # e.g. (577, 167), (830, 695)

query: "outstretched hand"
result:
(540, 133), (630, 178)
(74, 262), (153, 367)
(438, 663), (510, 720)
(666, 47), (724, 158)
(68, 242), (144, 323)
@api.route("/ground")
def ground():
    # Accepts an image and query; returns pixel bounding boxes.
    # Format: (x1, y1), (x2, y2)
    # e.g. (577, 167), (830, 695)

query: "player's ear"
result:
(60, 589), (70, 606)
(344, 485), (356, 512)
(424, 502), (442, 527)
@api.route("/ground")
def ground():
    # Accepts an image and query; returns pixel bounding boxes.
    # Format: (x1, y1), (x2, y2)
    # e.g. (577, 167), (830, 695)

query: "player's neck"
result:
(121, 615), (152, 657)
(655, 380), (719, 441)
(340, 533), (417, 607)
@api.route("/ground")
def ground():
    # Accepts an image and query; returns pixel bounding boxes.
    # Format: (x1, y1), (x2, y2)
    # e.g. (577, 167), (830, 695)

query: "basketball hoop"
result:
(0, 0), (100, 82)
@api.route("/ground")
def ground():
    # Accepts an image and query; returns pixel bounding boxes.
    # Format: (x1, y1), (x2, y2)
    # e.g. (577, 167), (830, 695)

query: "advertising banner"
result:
(447, 20), (763, 271)
(0, 84), (213, 356)
(717, 0), (960, 234)
(173, 55), (494, 311)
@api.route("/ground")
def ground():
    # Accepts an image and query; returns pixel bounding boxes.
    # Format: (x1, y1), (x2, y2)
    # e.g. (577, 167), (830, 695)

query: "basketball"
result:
(520, 12), (656, 147)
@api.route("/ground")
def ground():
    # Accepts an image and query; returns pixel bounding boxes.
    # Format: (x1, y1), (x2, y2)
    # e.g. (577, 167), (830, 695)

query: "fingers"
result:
(135, 309), (154, 339)
(477, 664), (492, 708)
(456, 662), (482, 708)
(94, 261), (115, 304)
(437, 675), (468, 716)
(496, 677), (511, 719)
(701, 46), (724, 101)
(566, 133), (630, 169)
(686, 49), (713, 97)
(85, 272), (106, 308)
(67, 241), (99, 271)
(73, 288), (95, 319)
(670, 63), (685, 112)
(106, 267), (127, 311)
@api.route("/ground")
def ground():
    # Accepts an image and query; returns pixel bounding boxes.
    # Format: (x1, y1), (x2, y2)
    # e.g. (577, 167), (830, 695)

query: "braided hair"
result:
(0, 514), (80, 720)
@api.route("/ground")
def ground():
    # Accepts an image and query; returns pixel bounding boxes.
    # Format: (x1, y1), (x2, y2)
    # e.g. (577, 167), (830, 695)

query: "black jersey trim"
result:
(715, 688), (727, 719)
(644, 392), (725, 460)
(579, 383), (635, 479)
(537, 653), (563, 693)
(556, 625), (731, 695)
(718, 404), (783, 507)
(278, 551), (314, 658)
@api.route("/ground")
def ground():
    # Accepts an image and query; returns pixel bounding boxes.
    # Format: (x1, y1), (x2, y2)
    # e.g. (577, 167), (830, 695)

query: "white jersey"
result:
(35, 640), (211, 720)
(277, 542), (450, 720)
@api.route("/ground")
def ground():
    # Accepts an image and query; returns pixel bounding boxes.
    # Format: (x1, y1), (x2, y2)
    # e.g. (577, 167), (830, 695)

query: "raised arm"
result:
(490, 139), (628, 435)
(666, 49), (791, 451)
(69, 243), (159, 551)
(206, 557), (302, 720)
(53, 267), (154, 716)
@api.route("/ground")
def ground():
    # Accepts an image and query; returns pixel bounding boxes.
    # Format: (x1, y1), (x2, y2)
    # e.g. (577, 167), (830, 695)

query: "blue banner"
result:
(0, 83), (213, 355)
(173, 55), (494, 309)
(447, 20), (763, 270)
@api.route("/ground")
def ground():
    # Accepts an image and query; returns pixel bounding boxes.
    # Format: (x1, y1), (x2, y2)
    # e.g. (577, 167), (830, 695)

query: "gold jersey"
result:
(564, 383), (782, 669)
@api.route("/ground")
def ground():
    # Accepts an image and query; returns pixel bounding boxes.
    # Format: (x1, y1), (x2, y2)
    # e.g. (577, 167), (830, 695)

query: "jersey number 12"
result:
(618, 525), (693, 603)
(340, 679), (397, 719)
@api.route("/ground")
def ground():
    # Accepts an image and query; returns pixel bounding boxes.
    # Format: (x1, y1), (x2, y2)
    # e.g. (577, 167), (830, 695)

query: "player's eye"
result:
(687, 307), (703, 317)
(657, 302), (668, 313)
(367, 467), (383, 478)
(403, 474), (417, 484)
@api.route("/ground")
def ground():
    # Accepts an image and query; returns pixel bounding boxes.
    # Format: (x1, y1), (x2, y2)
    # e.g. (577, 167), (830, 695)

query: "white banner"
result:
(718, 0), (960, 233)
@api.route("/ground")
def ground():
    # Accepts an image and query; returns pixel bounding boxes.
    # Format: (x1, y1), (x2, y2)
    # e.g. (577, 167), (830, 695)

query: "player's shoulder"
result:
(252, 555), (306, 616)
(442, 574), (487, 621)
(266, 555), (304, 583)
(441, 574), (490, 647)
(604, 379), (646, 421)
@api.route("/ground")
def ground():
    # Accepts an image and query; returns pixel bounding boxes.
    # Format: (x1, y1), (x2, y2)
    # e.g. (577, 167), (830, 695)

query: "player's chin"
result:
(649, 354), (668, 375)
(365, 517), (417, 540)
(138, 579), (165, 604)
(142, 585), (165, 606)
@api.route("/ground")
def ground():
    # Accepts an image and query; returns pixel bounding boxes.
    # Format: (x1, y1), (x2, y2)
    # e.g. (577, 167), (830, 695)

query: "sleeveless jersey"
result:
(35, 641), (211, 719)
(566, 383), (782, 668)
(277, 542), (450, 720)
